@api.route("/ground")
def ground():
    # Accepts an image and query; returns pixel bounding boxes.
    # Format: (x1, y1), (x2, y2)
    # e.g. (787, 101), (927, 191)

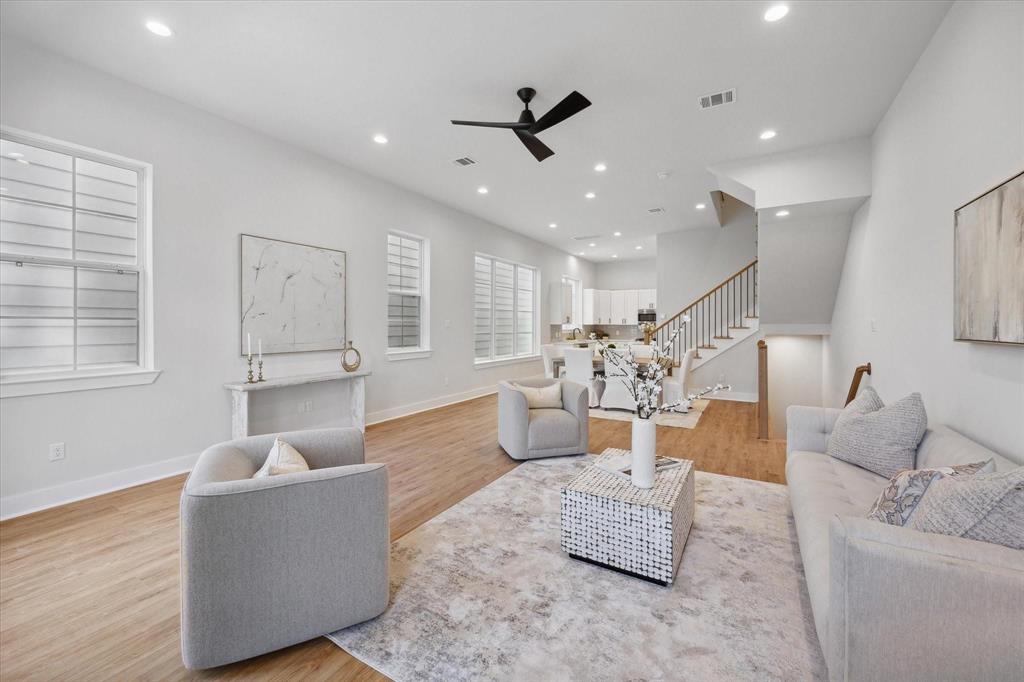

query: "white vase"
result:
(631, 416), (657, 489)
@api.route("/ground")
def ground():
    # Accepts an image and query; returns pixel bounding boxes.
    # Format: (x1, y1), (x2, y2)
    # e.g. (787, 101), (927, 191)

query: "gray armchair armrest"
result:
(827, 516), (1024, 682)
(498, 381), (530, 460)
(786, 405), (843, 455)
(561, 380), (589, 449)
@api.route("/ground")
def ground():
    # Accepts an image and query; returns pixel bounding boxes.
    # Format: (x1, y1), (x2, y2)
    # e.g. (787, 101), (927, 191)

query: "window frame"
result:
(0, 126), (158, 398)
(385, 229), (431, 361)
(473, 252), (540, 368)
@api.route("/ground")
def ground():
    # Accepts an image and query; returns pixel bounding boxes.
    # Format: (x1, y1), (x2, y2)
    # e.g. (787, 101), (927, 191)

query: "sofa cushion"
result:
(786, 450), (888, 647)
(916, 425), (1018, 472)
(826, 387), (927, 478)
(866, 460), (994, 526)
(908, 468), (1024, 550)
(527, 409), (579, 450)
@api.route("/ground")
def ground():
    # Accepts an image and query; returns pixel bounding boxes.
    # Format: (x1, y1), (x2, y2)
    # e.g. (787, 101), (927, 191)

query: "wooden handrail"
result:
(757, 339), (769, 439)
(653, 259), (758, 334)
(845, 363), (872, 405)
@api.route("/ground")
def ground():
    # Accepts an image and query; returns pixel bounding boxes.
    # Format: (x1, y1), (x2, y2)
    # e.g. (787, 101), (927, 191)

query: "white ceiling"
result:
(0, 1), (950, 262)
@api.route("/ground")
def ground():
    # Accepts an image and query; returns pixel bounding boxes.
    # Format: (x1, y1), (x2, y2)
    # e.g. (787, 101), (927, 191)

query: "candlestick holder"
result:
(246, 356), (255, 384)
(257, 359), (265, 382)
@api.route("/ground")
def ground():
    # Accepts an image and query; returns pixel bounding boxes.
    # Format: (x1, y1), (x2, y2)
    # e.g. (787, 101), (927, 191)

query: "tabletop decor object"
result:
(341, 341), (362, 372)
(596, 317), (728, 488)
(561, 448), (695, 585)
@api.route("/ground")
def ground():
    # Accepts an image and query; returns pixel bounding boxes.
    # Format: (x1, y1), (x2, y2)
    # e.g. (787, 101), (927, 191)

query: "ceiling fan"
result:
(451, 87), (591, 162)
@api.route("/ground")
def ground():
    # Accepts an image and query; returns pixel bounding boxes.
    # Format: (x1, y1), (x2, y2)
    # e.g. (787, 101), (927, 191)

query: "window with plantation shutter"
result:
(0, 131), (156, 396)
(386, 231), (430, 356)
(473, 253), (538, 364)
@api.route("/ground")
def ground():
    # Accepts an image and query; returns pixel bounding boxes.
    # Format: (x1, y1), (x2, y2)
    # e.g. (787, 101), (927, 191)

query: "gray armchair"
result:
(498, 378), (589, 460)
(180, 428), (389, 669)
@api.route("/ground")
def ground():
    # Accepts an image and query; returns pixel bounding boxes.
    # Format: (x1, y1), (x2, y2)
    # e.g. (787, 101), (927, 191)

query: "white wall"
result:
(759, 210), (853, 328)
(764, 335), (825, 438)
(655, 205), (757, 321)
(593, 258), (657, 291)
(0, 39), (595, 508)
(825, 1), (1024, 463)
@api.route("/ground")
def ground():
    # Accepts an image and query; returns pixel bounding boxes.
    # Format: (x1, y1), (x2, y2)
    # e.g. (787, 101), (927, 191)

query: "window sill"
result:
(386, 348), (433, 361)
(474, 354), (542, 370)
(0, 368), (162, 398)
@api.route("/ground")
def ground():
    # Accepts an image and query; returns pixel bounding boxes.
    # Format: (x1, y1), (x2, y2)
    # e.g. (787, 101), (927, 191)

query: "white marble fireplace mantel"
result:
(224, 369), (371, 439)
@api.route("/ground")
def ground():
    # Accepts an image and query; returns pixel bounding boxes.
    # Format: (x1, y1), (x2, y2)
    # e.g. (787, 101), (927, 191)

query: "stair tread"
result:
(697, 344), (718, 349)
(713, 335), (734, 340)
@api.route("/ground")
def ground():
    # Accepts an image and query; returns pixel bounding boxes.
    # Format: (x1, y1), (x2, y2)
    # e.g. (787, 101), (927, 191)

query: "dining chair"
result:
(599, 348), (638, 412)
(540, 344), (565, 379)
(563, 347), (603, 408)
(663, 348), (696, 407)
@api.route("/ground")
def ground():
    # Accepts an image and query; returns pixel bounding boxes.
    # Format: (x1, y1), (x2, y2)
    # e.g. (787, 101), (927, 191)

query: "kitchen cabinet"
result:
(595, 290), (611, 325)
(583, 287), (657, 325)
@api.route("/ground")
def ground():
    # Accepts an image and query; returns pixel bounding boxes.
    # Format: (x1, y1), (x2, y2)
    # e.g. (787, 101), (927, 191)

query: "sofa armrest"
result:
(180, 463), (388, 668)
(827, 516), (1024, 682)
(786, 405), (843, 455)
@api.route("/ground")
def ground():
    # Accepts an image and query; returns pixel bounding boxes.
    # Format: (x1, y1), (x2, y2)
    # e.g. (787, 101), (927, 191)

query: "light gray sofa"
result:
(180, 428), (389, 670)
(498, 378), (589, 460)
(786, 406), (1024, 682)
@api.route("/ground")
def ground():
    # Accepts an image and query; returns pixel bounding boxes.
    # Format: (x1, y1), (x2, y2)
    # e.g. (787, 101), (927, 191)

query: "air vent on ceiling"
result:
(698, 88), (736, 110)
(572, 234), (603, 241)
(648, 207), (666, 214)
(452, 156), (477, 167)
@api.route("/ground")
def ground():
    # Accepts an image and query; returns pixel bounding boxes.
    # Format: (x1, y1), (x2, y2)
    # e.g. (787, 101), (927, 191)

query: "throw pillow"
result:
(253, 438), (310, 478)
(516, 382), (563, 409)
(826, 386), (928, 478)
(867, 459), (994, 526)
(907, 468), (1024, 550)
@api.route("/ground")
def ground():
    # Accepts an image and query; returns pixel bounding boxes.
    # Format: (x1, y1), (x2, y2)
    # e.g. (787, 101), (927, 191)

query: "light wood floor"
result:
(0, 396), (785, 681)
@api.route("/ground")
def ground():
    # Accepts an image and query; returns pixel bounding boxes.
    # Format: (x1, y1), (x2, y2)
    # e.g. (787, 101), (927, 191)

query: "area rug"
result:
(327, 456), (825, 681)
(588, 398), (709, 429)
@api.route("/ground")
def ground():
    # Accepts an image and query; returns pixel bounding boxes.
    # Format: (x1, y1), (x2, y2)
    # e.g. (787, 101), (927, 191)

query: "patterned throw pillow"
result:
(867, 459), (994, 526)
(826, 386), (928, 478)
(907, 468), (1024, 550)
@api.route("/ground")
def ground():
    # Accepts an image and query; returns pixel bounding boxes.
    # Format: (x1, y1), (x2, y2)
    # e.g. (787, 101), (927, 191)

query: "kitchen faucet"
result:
(569, 327), (583, 340)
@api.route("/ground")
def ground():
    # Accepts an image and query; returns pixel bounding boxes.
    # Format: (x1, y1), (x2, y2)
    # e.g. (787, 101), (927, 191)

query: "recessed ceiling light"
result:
(775, 209), (790, 217)
(635, 245), (643, 250)
(695, 203), (706, 210)
(15, 158), (29, 165)
(764, 4), (789, 22)
(760, 129), (777, 140)
(589, 242), (596, 247)
(145, 20), (174, 37)
(477, 186), (489, 194)
(613, 231), (622, 237)
(611, 254), (619, 259)
(585, 192), (596, 199)
(373, 134), (388, 144)
(578, 252), (585, 256)
(7, 152), (24, 159)
(549, 222), (557, 228)
(594, 163), (607, 172)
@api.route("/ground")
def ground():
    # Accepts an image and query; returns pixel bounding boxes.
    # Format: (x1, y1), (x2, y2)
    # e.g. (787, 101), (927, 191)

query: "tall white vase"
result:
(631, 416), (657, 489)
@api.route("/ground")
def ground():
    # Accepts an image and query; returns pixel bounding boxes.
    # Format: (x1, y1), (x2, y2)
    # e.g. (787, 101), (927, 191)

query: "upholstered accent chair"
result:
(180, 428), (389, 670)
(662, 348), (696, 406)
(498, 378), (589, 460)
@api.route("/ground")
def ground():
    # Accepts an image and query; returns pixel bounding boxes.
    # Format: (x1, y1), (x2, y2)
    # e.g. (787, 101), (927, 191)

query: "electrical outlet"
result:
(49, 442), (66, 462)
(304, 400), (313, 413)
(870, 318), (878, 332)
(444, 319), (451, 328)
(443, 376), (450, 387)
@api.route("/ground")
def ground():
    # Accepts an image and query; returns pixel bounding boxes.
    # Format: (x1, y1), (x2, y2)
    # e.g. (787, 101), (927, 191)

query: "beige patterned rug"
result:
(589, 398), (709, 429)
(327, 455), (825, 681)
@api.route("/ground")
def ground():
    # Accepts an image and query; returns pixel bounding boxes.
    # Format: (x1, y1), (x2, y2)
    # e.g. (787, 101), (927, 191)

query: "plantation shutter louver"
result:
(386, 233), (423, 349)
(473, 253), (537, 363)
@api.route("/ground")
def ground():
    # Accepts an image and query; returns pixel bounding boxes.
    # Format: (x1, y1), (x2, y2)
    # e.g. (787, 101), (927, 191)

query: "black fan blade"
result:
(514, 129), (555, 162)
(530, 91), (591, 134)
(451, 120), (533, 130)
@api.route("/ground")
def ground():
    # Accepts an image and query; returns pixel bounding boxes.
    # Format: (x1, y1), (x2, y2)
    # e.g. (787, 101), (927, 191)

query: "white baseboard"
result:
(707, 391), (758, 403)
(0, 451), (199, 521)
(366, 383), (499, 425)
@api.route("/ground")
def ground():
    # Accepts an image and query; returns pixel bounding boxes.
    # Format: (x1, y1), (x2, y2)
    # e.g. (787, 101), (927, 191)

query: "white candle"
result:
(247, 332), (252, 359)
(258, 338), (262, 361)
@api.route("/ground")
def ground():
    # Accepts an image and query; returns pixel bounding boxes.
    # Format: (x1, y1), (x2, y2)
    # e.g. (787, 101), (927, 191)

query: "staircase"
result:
(654, 260), (759, 371)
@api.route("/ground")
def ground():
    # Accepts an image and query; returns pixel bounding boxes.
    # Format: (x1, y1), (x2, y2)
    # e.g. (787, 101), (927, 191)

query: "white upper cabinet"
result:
(583, 288), (657, 325)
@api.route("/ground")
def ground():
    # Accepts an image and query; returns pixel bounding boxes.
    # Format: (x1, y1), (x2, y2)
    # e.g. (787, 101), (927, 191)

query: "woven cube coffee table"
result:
(560, 448), (695, 586)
